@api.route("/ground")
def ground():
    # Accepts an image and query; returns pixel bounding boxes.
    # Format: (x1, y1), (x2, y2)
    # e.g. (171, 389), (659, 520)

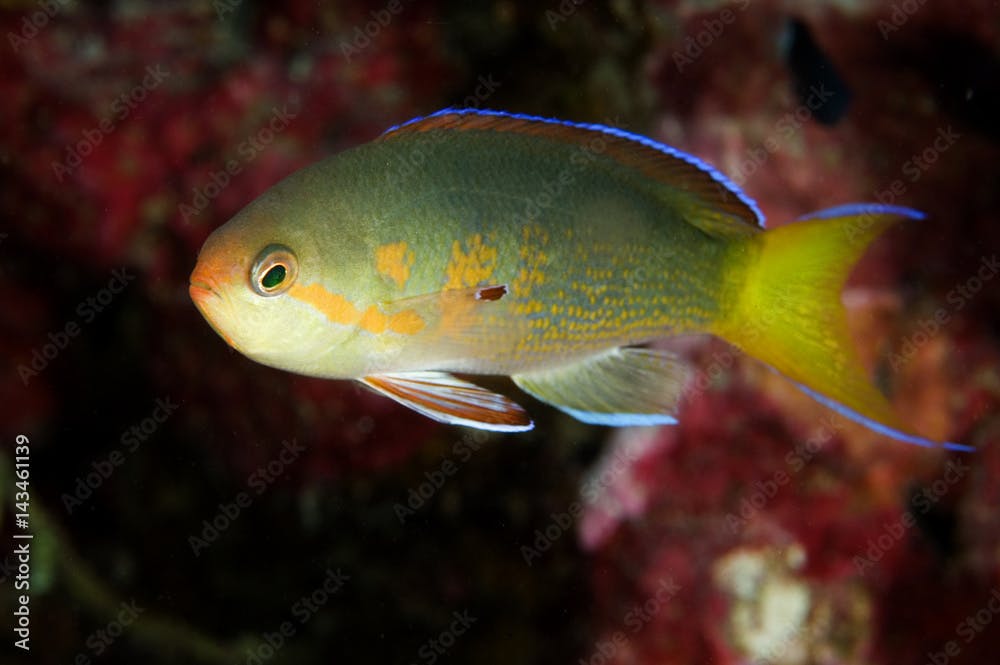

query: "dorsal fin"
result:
(379, 108), (764, 231)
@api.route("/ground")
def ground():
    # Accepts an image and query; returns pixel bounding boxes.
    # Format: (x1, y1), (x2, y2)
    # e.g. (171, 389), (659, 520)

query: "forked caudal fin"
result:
(712, 204), (973, 452)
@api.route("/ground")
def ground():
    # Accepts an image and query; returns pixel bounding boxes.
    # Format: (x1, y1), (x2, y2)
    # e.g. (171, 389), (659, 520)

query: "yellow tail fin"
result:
(712, 204), (970, 452)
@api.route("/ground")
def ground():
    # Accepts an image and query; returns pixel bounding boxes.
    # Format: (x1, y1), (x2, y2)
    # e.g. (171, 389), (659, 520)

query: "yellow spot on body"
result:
(388, 309), (425, 335)
(359, 306), (388, 334)
(375, 242), (415, 289)
(289, 282), (424, 336)
(444, 234), (497, 289)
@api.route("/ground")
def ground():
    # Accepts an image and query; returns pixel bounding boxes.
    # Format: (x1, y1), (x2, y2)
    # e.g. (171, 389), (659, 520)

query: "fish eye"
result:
(251, 244), (298, 297)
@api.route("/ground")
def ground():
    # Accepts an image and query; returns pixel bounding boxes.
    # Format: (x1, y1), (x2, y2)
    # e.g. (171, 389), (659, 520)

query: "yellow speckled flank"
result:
(445, 233), (497, 289)
(375, 241), (415, 288)
(511, 224), (549, 297)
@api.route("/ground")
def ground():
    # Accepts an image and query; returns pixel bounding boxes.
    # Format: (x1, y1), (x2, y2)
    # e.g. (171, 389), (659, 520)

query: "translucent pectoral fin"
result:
(511, 347), (690, 427)
(380, 283), (516, 339)
(360, 371), (533, 432)
(382, 283), (510, 313)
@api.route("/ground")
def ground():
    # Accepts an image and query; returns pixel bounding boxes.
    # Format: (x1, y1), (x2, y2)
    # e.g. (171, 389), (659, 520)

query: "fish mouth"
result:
(189, 282), (217, 307)
(188, 277), (242, 351)
(188, 264), (222, 309)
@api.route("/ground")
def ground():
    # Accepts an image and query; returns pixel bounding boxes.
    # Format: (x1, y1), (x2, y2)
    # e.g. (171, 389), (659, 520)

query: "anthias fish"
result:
(190, 108), (969, 451)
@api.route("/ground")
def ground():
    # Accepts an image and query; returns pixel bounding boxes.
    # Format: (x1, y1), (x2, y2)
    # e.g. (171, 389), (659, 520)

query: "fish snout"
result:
(188, 268), (244, 351)
(189, 282), (215, 306)
(188, 266), (220, 308)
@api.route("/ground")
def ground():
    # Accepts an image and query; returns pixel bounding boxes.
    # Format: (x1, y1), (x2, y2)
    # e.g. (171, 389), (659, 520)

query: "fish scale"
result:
(355, 132), (726, 359)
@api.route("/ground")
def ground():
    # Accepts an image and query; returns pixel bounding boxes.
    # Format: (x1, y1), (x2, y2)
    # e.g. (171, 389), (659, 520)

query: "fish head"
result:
(189, 204), (362, 377)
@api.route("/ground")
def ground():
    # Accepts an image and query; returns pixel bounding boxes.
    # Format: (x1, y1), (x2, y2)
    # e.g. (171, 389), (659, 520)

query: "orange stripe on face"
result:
(289, 282), (363, 326)
(288, 282), (424, 335)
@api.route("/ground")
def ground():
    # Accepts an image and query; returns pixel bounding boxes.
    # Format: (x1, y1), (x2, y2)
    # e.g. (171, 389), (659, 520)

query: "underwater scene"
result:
(2, 0), (1000, 663)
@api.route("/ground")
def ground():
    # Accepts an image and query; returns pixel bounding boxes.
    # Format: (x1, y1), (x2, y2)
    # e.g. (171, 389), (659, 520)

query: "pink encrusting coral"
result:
(573, 2), (1000, 662)
(580, 359), (999, 663)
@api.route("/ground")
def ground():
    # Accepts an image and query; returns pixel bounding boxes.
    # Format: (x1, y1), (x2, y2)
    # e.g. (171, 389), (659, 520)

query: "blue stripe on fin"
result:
(796, 203), (926, 222)
(794, 383), (974, 452)
(557, 405), (678, 427)
(383, 108), (765, 227)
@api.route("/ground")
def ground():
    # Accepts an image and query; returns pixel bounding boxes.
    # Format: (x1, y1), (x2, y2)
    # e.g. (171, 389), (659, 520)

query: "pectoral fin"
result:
(379, 283), (530, 361)
(361, 371), (532, 432)
(382, 283), (510, 314)
(511, 347), (690, 426)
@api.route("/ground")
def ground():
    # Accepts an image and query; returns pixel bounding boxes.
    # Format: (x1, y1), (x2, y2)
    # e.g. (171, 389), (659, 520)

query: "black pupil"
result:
(261, 264), (286, 289)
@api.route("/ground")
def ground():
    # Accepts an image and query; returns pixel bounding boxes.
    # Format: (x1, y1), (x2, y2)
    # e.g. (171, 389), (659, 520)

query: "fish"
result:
(189, 108), (971, 451)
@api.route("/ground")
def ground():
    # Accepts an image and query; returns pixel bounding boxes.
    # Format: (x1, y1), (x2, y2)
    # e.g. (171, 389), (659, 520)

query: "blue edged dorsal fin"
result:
(380, 108), (764, 232)
(511, 347), (690, 427)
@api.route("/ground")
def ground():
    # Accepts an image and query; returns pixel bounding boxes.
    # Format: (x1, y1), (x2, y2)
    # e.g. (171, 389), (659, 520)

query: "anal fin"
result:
(512, 347), (690, 426)
(361, 371), (532, 432)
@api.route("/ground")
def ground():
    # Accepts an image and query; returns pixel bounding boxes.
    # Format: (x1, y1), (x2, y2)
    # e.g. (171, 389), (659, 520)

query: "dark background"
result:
(2, 1), (999, 663)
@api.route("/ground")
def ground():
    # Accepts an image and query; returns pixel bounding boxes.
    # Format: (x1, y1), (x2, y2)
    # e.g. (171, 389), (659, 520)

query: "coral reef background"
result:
(1, 1), (999, 663)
